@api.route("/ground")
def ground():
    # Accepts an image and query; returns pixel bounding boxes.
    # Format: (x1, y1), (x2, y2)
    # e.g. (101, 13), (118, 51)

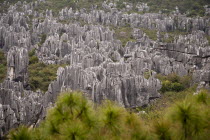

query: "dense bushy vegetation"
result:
(28, 49), (64, 92)
(8, 90), (210, 140)
(140, 28), (157, 41)
(38, 34), (47, 46)
(156, 73), (192, 93)
(139, 28), (188, 42)
(111, 25), (136, 47)
(160, 31), (188, 43)
(0, 50), (7, 83)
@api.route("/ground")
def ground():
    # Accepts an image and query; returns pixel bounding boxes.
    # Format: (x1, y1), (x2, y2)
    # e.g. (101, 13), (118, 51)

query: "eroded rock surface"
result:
(0, 0), (210, 137)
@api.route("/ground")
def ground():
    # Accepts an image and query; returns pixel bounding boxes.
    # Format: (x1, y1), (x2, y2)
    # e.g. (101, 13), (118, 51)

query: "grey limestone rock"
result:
(0, 80), (43, 137)
(7, 46), (29, 86)
(0, 0), (210, 137)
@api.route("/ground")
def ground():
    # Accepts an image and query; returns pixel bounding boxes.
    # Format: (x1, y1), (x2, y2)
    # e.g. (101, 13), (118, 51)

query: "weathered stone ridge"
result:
(0, 0), (210, 137)
(7, 47), (29, 86)
(59, 7), (210, 35)
(0, 80), (43, 137)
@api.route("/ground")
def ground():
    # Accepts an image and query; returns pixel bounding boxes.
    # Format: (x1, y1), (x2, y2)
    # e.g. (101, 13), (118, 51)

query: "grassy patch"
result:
(28, 50), (65, 92)
(0, 50), (7, 83)
(137, 28), (188, 42)
(144, 70), (152, 79)
(140, 28), (157, 41)
(156, 73), (192, 93)
(160, 30), (188, 43)
(111, 26), (136, 47)
(38, 33), (47, 47)
(28, 62), (61, 92)
(136, 85), (198, 123)
(205, 35), (210, 45)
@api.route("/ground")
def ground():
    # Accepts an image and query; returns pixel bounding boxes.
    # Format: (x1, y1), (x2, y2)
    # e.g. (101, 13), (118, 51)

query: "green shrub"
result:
(140, 28), (157, 41)
(160, 80), (172, 93)
(195, 90), (209, 105)
(0, 50), (7, 83)
(206, 35), (210, 45)
(160, 80), (184, 93)
(116, 1), (126, 9)
(39, 33), (47, 45)
(168, 101), (206, 139)
(8, 126), (32, 140)
(152, 119), (172, 140)
(157, 73), (192, 93)
(160, 30), (188, 43)
(144, 71), (152, 79)
(9, 90), (210, 140)
(28, 49), (36, 57)
(28, 50), (65, 92)
(170, 82), (184, 92)
(28, 62), (62, 92)
(29, 55), (39, 64)
(112, 26), (136, 47)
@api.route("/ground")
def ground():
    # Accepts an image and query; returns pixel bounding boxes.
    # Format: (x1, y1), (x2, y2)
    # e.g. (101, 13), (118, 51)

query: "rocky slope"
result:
(0, 0), (210, 137)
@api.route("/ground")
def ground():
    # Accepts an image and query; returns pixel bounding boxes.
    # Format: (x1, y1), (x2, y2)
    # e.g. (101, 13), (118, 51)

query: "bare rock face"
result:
(59, 7), (210, 34)
(7, 47), (29, 86)
(46, 63), (161, 108)
(0, 0), (210, 137)
(0, 80), (43, 137)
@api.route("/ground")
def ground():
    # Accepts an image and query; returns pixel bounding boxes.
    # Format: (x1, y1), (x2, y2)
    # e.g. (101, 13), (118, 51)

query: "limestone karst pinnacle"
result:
(0, 0), (210, 137)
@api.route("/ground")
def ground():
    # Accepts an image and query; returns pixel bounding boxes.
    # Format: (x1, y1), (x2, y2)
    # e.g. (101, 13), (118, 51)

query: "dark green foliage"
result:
(156, 73), (192, 93)
(160, 31), (188, 43)
(140, 29), (188, 42)
(28, 50), (65, 92)
(169, 101), (205, 139)
(195, 90), (209, 105)
(111, 26), (136, 47)
(152, 119), (172, 140)
(38, 34), (47, 46)
(8, 126), (32, 140)
(144, 70), (152, 79)
(206, 35), (210, 45)
(28, 49), (36, 57)
(116, 1), (126, 9)
(9, 90), (210, 140)
(29, 55), (39, 64)
(100, 101), (125, 136)
(28, 62), (61, 92)
(0, 50), (7, 83)
(140, 28), (157, 41)
(161, 81), (184, 93)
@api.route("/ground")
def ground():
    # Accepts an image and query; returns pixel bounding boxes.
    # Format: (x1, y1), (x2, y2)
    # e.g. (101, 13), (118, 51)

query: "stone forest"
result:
(0, 0), (209, 139)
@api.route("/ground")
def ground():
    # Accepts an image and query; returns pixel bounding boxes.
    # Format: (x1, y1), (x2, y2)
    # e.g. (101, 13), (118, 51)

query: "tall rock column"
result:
(7, 47), (29, 87)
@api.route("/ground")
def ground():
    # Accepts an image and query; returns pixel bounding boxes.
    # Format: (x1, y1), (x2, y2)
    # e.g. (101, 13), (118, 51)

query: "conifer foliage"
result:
(8, 90), (210, 140)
